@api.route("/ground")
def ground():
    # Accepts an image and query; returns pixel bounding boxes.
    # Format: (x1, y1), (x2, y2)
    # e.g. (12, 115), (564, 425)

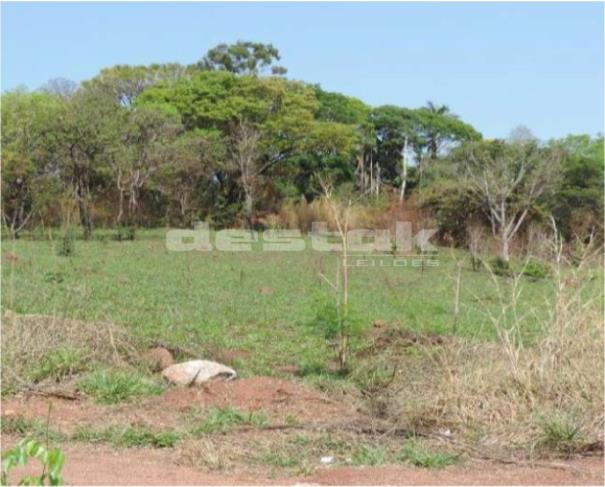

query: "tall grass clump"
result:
(360, 233), (603, 457)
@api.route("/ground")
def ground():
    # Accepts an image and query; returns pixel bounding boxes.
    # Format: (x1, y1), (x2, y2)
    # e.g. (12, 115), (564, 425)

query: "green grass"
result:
(72, 425), (180, 448)
(1, 416), (66, 443)
(28, 346), (89, 383)
(77, 369), (164, 404)
(352, 444), (388, 466)
(538, 414), (583, 453)
(2, 230), (601, 378)
(188, 407), (267, 435)
(398, 439), (460, 468)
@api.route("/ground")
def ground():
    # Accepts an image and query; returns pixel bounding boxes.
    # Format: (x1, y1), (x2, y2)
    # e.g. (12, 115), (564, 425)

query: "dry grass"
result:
(1, 311), (141, 392)
(261, 193), (425, 234)
(354, 248), (604, 458)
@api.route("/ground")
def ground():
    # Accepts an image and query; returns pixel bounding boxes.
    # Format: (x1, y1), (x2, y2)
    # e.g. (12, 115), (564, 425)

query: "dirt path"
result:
(3, 436), (602, 486)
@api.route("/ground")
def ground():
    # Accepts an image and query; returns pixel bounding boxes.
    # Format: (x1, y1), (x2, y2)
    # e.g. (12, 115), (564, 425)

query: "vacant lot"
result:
(1, 232), (603, 484)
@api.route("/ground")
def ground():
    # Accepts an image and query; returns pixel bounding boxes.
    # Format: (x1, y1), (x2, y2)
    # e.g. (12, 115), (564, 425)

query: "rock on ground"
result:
(162, 360), (236, 386)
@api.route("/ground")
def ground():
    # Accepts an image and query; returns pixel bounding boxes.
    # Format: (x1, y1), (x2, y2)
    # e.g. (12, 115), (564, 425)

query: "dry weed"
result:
(1, 311), (141, 392)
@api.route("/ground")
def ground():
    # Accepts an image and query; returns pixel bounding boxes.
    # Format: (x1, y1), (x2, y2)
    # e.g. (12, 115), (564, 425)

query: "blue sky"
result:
(1, 2), (603, 139)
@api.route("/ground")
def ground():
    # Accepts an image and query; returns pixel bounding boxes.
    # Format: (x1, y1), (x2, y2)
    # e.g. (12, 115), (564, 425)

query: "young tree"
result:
(463, 140), (561, 262)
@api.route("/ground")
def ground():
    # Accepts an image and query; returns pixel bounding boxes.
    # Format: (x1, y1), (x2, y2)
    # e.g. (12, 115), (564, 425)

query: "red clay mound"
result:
(162, 376), (350, 421)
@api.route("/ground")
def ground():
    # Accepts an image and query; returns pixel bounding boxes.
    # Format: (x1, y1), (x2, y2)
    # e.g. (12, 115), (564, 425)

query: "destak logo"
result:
(166, 222), (439, 267)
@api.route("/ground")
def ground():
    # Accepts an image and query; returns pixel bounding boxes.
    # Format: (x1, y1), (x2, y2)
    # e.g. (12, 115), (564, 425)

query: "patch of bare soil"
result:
(306, 457), (604, 486)
(162, 376), (350, 421)
(2, 435), (602, 486)
(2, 376), (351, 434)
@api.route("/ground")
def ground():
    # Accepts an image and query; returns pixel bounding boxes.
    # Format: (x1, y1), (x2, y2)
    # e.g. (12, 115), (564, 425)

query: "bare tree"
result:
(230, 120), (262, 223)
(317, 177), (352, 372)
(463, 141), (560, 262)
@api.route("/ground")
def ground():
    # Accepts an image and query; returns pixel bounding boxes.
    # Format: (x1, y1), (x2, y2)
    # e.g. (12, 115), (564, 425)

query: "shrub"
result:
(78, 369), (163, 404)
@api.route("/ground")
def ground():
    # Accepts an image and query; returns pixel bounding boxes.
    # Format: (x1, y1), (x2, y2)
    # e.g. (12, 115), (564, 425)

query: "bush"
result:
(78, 369), (163, 404)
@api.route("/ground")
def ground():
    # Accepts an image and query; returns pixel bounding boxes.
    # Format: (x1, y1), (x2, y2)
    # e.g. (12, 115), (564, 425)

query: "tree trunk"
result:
(500, 234), (510, 262)
(399, 137), (408, 202)
(78, 197), (92, 240)
(76, 176), (92, 240)
(243, 185), (254, 224)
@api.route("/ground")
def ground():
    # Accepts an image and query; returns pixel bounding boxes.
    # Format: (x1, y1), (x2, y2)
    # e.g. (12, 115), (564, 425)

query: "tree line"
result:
(2, 41), (602, 258)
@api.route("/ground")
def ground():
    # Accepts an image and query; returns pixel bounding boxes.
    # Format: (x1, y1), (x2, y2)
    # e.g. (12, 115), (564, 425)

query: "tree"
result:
(1, 90), (64, 237)
(39, 77), (78, 99)
(197, 41), (287, 76)
(108, 107), (182, 226)
(462, 140), (561, 262)
(50, 87), (122, 238)
(548, 134), (604, 240)
(85, 63), (188, 107)
(156, 129), (225, 226)
(416, 102), (481, 161)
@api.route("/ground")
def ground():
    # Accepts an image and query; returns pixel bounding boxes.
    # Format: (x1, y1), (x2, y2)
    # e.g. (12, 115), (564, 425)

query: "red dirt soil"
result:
(2, 436), (602, 486)
(3, 377), (603, 485)
(2, 376), (350, 433)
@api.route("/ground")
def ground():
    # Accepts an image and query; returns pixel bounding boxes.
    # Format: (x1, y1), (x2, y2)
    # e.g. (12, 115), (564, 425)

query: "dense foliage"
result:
(1, 41), (602, 247)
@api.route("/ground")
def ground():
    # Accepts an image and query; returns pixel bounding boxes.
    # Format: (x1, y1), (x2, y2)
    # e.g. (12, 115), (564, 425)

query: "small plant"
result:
(352, 444), (388, 466)
(398, 439), (459, 468)
(1, 438), (64, 486)
(522, 259), (549, 281)
(78, 369), (163, 404)
(29, 347), (89, 383)
(189, 407), (267, 435)
(57, 228), (76, 257)
(538, 414), (582, 454)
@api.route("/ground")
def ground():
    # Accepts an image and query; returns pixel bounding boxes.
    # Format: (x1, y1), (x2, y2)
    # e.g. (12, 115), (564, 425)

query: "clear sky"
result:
(1, 2), (603, 140)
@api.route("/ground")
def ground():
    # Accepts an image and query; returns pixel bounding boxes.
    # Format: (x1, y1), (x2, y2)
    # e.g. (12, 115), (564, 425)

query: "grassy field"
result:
(1, 229), (573, 377)
(1, 229), (603, 479)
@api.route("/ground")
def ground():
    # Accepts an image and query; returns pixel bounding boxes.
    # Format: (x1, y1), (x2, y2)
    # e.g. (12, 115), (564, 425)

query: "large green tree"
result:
(1, 90), (64, 237)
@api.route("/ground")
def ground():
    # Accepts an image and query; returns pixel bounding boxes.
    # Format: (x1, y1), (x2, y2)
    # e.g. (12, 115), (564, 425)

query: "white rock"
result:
(162, 360), (236, 386)
(320, 456), (334, 465)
